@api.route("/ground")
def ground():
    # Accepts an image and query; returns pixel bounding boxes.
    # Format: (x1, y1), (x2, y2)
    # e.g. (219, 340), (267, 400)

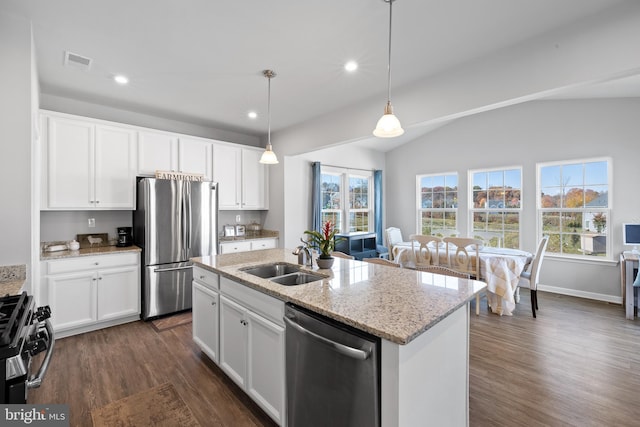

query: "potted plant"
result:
(304, 220), (340, 269)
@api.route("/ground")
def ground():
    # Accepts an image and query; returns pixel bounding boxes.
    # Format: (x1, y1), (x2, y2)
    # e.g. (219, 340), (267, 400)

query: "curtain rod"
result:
(315, 162), (377, 173)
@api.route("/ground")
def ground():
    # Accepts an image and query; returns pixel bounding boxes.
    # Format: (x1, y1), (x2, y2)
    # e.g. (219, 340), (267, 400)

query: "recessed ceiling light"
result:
(345, 61), (358, 72)
(248, 111), (258, 119)
(113, 75), (129, 85)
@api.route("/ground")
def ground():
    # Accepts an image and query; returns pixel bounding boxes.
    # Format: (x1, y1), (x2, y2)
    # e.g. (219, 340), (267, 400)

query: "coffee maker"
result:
(116, 227), (133, 247)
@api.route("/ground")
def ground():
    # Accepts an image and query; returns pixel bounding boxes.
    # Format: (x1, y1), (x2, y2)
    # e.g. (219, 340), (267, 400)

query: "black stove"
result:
(0, 292), (53, 404)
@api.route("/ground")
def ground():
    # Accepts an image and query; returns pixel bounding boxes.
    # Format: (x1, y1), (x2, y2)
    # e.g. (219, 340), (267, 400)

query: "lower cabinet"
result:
(43, 252), (140, 337)
(193, 270), (285, 426)
(192, 271), (220, 364)
(219, 237), (278, 254)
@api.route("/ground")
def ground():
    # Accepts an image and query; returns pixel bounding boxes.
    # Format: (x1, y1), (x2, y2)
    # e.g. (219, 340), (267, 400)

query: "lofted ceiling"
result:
(1, 0), (637, 150)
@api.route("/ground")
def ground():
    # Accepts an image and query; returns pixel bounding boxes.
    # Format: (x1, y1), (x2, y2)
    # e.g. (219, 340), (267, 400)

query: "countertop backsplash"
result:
(0, 264), (26, 282)
(0, 264), (26, 296)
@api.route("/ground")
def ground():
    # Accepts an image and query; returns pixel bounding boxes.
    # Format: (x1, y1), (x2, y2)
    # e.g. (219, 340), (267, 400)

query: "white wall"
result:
(386, 98), (640, 301)
(40, 93), (261, 148)
(0, 12), (34, 274)
(282, 145), (385, 249)
(265, 3), (640, 242)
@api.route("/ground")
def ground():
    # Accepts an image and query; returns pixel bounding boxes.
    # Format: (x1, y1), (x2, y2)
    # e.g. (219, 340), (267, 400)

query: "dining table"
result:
(393, 243), (533, 316)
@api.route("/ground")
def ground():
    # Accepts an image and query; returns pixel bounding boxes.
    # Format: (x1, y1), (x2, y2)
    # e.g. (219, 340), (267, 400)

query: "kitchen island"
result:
(192, 249), (486, 427)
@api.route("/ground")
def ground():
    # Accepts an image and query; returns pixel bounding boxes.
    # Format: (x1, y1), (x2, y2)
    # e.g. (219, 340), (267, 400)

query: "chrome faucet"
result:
(293, 245), (312, 267)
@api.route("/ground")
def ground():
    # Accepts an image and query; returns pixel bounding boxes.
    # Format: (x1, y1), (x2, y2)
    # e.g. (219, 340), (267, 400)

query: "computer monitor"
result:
(622, 223), (640, 254)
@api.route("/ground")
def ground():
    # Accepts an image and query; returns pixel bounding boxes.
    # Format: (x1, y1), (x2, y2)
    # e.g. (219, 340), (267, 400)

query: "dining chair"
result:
(331, 251), (355, 260)
(363, 257), (400, 267)
(408, 234), (442, 267)
(385, 227), (410, 261)
(414, 264), (470, 278)
(431, 229), (460, 238)
(442, 237), (483, 279)
(473, 231), (503, 248)
(415, 264), (481, 314)
(517, 236), (549, 318)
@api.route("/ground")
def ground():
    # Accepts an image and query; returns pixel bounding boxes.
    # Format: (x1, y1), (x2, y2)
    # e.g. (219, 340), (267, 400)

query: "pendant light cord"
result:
(386, 0), (393, 104)
(267, 74), (272, 146)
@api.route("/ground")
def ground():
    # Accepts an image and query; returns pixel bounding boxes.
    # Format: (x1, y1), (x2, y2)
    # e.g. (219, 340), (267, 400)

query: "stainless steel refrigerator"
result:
(133, 178), (218, 320)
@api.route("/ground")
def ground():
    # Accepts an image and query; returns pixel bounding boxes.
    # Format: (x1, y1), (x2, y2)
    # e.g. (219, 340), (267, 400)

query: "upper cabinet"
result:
(41, 110), (267, 211)
(178, 137), (213, 181)
(137, 133), (212, 181)
(137, 131), (178, 175)
(213, 144), (268, 210)
(42, 114), (136, 210)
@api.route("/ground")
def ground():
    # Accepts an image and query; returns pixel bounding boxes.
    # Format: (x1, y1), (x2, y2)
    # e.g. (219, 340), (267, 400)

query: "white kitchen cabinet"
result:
(213, 144), (268, 210)
(250, 238), (278, 251)
(42, 114), (136, 209)
(43, 252), (140, 337)
(219, 238), (278, 254)
(220, 295), (248, 387)
(218, 277), (285, 425)
(179, 137), (213, 181)
(219, 240), (252, 254)
(137, 133), (212, 180)
(137, 130), (178, 175)
(47, 270), (97, 331)
(241, 148), (268, 209)
(192, 267), (220, 363)
(97, 265), (140, 321)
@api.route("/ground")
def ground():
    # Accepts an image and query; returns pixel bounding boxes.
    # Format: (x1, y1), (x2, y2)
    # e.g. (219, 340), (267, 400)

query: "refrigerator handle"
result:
(186, 186), (192, 249)
(181, 190), (187, 249)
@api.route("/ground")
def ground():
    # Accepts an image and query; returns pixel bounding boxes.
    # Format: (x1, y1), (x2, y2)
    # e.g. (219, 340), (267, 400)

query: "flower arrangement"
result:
(304, 220), (340, 259)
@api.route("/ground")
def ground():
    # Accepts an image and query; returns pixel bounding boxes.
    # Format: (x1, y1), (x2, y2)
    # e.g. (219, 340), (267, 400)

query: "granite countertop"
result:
(192, 249), (486, 345)
(0, 264), (26, 296)
(219, 229), (279, 242)
(40, 244), (142, 260)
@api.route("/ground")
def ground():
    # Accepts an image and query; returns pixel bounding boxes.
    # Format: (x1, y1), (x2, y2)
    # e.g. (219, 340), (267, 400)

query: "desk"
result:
(622, 251), (639, 320)
(394, 244), (532, 315)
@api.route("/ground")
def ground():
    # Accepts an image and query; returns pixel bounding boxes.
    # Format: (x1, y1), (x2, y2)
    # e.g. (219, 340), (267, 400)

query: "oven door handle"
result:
(27, 319), (55, 389)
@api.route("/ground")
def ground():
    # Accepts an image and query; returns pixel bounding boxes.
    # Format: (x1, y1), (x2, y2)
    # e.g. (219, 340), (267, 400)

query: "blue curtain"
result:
(312, 162), (322, 233)
(374, 170), (383, 245)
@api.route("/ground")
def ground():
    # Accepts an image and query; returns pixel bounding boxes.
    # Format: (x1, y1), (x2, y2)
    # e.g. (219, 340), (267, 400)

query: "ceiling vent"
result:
(64, 51), (92, 70)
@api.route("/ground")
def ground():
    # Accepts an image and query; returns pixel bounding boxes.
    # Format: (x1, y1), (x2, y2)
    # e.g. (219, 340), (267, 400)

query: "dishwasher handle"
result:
(284, 315), (371, 360)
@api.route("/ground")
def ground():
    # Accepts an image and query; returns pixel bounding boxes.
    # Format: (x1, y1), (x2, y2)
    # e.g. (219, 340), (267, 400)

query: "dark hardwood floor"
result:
(30, 292), (640, 426)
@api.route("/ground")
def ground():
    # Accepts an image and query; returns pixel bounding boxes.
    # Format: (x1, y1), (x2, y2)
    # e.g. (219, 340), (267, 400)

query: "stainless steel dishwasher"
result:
(284, 303), (380, 427)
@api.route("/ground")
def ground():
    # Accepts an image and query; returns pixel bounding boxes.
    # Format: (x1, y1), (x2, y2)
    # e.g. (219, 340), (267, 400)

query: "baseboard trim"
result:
(538, 284), (622, 305)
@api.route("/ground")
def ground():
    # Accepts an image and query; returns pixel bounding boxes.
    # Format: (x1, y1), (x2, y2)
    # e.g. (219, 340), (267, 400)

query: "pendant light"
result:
(373, 0), (404, 138)
(259, 69), (279, 164)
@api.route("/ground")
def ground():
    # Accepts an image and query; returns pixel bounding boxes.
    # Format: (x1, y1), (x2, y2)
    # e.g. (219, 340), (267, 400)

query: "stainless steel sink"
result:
(270, 272), (327, 286)
(241, 263), (301, 278)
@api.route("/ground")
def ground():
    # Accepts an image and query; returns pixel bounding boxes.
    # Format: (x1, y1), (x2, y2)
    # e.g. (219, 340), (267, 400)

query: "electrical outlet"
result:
(236, 215), (241, 223)
(88, 218), (95, 228)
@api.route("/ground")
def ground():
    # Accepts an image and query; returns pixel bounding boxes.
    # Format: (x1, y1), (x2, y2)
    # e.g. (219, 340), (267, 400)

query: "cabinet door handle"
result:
(199, 275), (205, 280)
(92, 278), (97, 281)
(211, 301), (216, 306)
(95, 200), (100, 204)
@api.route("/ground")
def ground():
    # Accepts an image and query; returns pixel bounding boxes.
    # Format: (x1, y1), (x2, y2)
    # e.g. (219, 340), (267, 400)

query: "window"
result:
(416, 173), (458, 235)
(348, 174), (370, 232)
(320, 171), (342, 231)
(469, 167), (522, 249)
(537, 158), (610, 259)
(321, 167), (373, 233)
